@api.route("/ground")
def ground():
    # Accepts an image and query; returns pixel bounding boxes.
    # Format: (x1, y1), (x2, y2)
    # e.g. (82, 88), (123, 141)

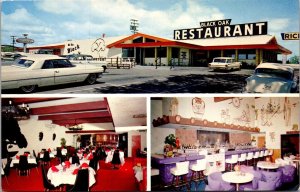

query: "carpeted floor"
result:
(1, 157), (139, 191)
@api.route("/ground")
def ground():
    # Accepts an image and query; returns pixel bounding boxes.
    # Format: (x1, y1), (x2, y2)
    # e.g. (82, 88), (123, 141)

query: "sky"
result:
(1, 0), (299, 58)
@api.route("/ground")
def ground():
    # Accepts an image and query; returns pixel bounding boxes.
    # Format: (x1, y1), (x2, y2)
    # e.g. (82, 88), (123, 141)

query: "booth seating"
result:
(170, 161), (190, 189)
(204, 172), (235, 191)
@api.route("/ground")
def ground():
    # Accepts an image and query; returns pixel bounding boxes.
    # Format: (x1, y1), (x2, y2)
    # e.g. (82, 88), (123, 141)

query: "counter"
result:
(151, 148), (266, 186)
(151, 154), (205, 186)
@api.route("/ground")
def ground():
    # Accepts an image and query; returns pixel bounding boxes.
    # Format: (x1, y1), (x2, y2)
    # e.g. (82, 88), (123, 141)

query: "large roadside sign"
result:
(281, 32), (299, 40)
(16, 38), (34, 44)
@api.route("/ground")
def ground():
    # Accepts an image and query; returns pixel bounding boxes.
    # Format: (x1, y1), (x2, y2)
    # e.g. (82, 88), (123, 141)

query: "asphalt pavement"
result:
(2, 66), (255, 94)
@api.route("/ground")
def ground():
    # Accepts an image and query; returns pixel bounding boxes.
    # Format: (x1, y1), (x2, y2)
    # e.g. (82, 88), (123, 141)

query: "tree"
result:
(289, 55), (299, 64)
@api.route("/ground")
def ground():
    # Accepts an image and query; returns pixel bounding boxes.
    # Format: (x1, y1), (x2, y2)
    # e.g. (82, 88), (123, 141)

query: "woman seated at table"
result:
(111, 149), (121, 169)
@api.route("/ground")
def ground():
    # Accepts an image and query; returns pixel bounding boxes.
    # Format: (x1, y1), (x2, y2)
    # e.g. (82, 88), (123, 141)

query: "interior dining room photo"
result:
(151, 96), (300, 191)
(1, 96), (148, 191)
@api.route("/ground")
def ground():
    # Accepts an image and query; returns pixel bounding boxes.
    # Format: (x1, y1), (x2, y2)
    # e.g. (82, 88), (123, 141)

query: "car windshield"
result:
(255, 68), (293, 80)
(213, 59), (227, 63)
(15, 59), (34, 68)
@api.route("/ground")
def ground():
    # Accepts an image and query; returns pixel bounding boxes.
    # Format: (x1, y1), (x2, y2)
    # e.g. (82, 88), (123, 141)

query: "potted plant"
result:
(164, 134), (177, 157)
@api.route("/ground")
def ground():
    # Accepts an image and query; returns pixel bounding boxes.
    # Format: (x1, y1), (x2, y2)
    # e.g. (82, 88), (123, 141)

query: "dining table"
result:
(47, 164), (96, 187)
(10, 156), (37, 167)
(222, 171), (254, 191)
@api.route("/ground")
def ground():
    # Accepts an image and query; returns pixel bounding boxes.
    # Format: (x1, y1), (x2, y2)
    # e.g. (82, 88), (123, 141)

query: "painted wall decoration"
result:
(1, 115), (28, 158)
(260, 98), (281, 126)
(169, 98), (179, 116)
(283, 97), (291, 126)
(39, 132), (44, 141)
(233, 104), (251, 126)
(229, 97), (242, 108)
(192, 97), (205, 119)
(53, 133), (56, 141)
(91, 38), (106, 58)
(269, 132), (275, 142)
(220, 109), (230, 124)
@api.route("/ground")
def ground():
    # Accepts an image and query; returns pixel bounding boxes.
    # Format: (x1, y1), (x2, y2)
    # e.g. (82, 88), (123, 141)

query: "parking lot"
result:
(2, 65), (257, 94)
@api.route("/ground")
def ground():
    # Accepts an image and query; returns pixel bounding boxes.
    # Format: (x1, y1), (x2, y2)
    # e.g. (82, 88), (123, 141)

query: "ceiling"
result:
(1, 97), (147, 133)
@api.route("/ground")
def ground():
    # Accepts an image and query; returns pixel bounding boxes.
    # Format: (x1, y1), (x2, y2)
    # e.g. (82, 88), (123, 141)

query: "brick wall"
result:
(175, 129), (197, 145)
(229, 133), (251, 145)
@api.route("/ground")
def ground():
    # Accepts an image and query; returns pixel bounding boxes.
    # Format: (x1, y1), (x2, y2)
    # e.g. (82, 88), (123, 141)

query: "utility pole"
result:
(130, 19), (139, 34)
(10, 35), (17, 52)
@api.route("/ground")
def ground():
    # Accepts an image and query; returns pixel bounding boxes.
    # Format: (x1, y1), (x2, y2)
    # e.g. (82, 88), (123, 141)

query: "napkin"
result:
(72, 168), (79, 175)
(51, 166), (59, 172)
(81, 163), (89, 168)
(84, 154), (87, 158)
(16, 155), (20, 159)
(48, 148), (51, 152)
(88, 155), (93, 160)
(65, 161), (71, 168)
(24, 153), (29, 157)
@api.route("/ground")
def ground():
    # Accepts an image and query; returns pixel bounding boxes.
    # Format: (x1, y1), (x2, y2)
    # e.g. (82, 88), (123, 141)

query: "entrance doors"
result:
(132, 135), (141, 158)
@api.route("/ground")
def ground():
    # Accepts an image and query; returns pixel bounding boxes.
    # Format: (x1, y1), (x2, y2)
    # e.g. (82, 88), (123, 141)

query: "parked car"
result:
(1, 54), (104, 93)
(245, 63), (299, 93)
(208, 57), (241, 71)
(64, 54), (108, 72)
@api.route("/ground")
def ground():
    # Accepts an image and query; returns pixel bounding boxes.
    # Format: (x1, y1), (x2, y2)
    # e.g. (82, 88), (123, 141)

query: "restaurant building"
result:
(27, 19), (292, 67)
(151, 96), (299, 191)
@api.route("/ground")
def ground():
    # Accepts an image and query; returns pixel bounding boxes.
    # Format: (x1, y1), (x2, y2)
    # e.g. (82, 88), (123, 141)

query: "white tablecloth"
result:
(39, 152), (55, 158)
(52, 149), (67, 156)
(105, 150), (125, 165)
(68, 157), (99, 170)
(133, 166), (143, 182)
(47, 164), (96, 187)
(10, 157), (37, 167)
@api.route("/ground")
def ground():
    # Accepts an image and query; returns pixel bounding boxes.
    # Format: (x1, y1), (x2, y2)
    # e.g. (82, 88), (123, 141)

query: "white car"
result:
(1, 54), (104, 93)
(245, 63), (299, 93)
(208, 57), (241, 71)
(64, 54), (108, 72)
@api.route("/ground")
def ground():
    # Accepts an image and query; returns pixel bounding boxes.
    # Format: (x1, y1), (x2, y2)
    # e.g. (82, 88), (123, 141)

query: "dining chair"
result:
(170, 161), (190, 190)
(68, 169), (89, 191)
(42, 151), (51, 166)
(3, 157), (12, 184)
(225, 154), (238, 171)
(111, 149), (121, 169)
(190, 158), (206, 186)
(246, 152), (253, 166)
(89, 158), (98, 171)
(41, 164), (58, 191)
(71, 155), (80, 165)
(18, 155), (30, 176)
(33, 150), (40, 165)
(238, 153), (247, 165)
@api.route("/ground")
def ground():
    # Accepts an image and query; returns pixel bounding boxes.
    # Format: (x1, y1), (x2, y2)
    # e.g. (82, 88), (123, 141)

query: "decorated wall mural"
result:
(169, 98), (179, 116)
(91, 38), (106, 58)
(192, 97), (205, 119)
(260, 98), (281, 127)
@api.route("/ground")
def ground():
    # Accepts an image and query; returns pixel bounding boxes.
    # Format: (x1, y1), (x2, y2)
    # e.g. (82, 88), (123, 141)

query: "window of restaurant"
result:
(144, 48), (155, 58)
(157, 47), (167, 57)
(223, 50), (235, 58)
(133, 37), (143, 43)
(122, 48), (134, 57)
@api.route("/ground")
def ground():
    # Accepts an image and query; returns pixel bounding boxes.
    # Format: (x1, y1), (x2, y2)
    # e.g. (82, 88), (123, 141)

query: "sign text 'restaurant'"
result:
(174, 22), (268, 40)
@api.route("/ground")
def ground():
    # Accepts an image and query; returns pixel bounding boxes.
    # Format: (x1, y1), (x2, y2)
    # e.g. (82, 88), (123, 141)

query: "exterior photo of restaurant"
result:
(1, 97), (147, 191)
(151, 96), (299, 191)
(27, 19), (291, 67)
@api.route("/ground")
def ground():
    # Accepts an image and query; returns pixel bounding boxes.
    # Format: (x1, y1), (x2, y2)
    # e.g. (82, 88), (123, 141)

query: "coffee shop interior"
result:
(151, 96), (300, 191)
(1, 97), (147, 191)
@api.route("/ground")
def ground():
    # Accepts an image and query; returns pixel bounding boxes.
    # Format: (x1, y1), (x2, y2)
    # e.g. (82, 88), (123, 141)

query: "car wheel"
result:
(85, 74), (97, 85)
(20, 85), (36, 93)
